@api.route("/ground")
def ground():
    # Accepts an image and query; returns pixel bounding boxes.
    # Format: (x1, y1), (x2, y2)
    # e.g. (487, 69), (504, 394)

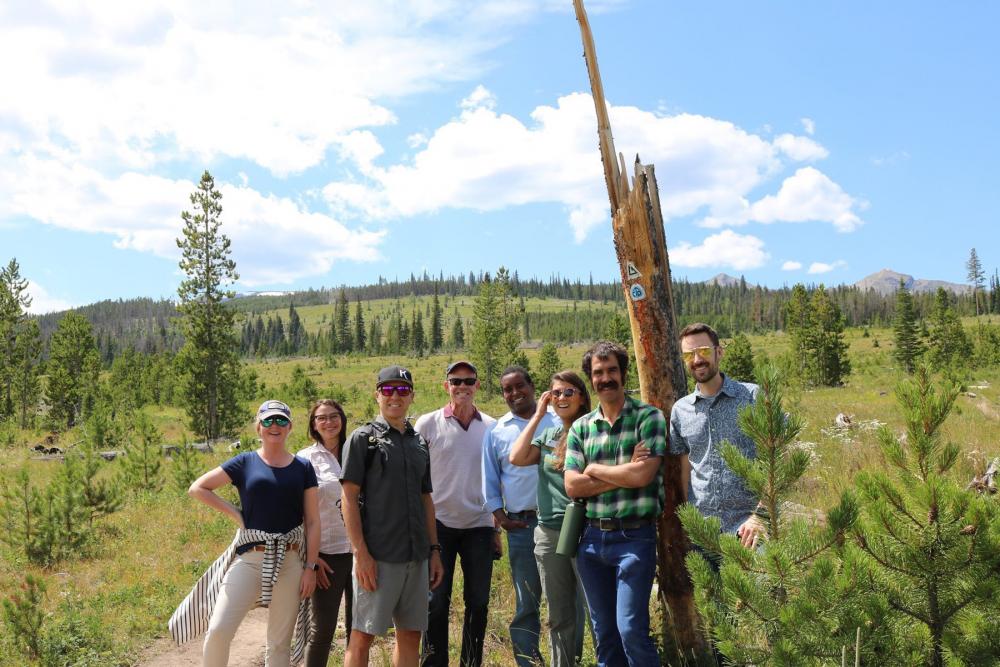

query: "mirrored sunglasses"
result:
(379, 384), (413, 397)
(681, 346), (715, 363)
(260, 416), (290, 427)
(550, 388), (580, 399)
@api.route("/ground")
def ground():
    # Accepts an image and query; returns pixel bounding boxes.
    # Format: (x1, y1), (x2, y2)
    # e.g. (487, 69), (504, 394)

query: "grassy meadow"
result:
(0, 324), (998, 665)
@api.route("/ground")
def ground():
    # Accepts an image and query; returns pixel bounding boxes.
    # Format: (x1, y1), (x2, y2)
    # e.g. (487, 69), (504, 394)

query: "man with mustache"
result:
(564, 341), (665, 667)
(669, 322), (764, 554)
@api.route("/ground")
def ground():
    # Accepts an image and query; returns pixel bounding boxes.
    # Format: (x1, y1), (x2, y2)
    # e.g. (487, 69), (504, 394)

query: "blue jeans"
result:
(576, 524), (659, 667)
(506, 515), (543, 666)
(423, 522), (495, 667)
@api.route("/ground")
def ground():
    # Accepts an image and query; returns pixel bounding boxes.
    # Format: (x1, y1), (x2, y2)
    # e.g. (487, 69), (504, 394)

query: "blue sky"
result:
(2, 0), (998, 312)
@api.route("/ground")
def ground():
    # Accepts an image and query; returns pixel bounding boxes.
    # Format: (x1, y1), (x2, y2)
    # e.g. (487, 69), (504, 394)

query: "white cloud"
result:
(26, 281), (74, 314)
(808, 260), (847, 274)
(801, 118), (815, 135)
(0, 158), (384, 285)
(671, 230), (770, 270)
(749, 167), (865, 232)
(782, 260), (802, 271)
(0, 0), (595, 177)
(773, 133), (829, 161)
(324, 90), (789, 241)
(461, 85), (497, 111)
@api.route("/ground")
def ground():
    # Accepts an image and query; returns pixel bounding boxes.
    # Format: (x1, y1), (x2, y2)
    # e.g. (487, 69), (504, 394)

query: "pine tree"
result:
(11, 319), (41, 428)
(287, 303), (305, 353)
(0, 469), (53, 565)
(536, 343), (561, 385)
(411, 310), (426, 356)
(353, 297), (366, 353)
(892, 280), (924, 374)
(721, 332), (756, 383)
(171, 435), (203, 494)
(966, 248), (985, 315)
(927, 288), (972, 371)
(0, 258), (31, 421)
(784, 283), (812, 375)
(430, 287), (444, 351)
(679, 366), (861, 664)
(450, 316), (465, 350)
(807, 285), (851, 386)
(851, 369), (1000, 666)
(118, 414), (164, 494)
(336, 289), (352, 352)
(367, 316), (383, 354)
(45, 313), (100, 430)
(468, 268), (522, 394)
(175, 171), (244, 440)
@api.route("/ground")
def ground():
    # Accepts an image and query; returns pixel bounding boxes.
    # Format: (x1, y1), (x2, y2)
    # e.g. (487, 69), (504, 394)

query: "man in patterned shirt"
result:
(669, 322), (764, 551)
(564, 341), (665, 667)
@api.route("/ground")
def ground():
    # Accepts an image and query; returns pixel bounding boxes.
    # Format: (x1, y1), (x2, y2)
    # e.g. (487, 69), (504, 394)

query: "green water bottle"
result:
(556, 499), (587, 557)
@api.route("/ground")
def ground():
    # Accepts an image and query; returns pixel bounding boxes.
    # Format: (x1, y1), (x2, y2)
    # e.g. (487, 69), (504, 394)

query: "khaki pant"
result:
(203, 550), (302, 667)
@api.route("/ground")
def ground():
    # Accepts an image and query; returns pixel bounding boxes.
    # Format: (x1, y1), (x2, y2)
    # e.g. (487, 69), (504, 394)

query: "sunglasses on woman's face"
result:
(260, 416), (290, 427)
(447, 377), (477, 386)
(379, 384), (413, 397)
(550, 388), (579, 399)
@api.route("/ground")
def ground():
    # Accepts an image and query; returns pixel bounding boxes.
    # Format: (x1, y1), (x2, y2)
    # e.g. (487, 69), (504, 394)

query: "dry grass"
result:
(0, 326), (998, 665)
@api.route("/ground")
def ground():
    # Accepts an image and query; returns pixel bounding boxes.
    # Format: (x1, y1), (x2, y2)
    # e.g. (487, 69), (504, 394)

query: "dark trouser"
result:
(304, 552), (353, 667)
(576, 523), (659, 667)
(422, 522), (495, 667)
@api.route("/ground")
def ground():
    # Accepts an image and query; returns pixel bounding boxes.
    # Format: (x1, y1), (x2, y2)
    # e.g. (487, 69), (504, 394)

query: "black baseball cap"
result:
(377, 365), (413, 386)
(446, 360), (477, 375)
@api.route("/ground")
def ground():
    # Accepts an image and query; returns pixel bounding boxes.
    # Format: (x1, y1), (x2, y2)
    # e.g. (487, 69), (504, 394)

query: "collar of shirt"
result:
(373, 414), (416, 436)
(694, 372), (738, 402)
(443, 403), (482, 422)
(593, 394), (639, 425)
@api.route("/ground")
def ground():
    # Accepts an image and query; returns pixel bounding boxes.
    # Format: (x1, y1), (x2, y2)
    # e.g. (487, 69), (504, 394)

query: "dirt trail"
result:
(138, 608), (267, 666)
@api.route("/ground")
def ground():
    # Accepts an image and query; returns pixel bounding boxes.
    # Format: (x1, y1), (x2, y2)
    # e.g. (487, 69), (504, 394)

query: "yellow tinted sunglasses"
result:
(681, 346), (715, 363)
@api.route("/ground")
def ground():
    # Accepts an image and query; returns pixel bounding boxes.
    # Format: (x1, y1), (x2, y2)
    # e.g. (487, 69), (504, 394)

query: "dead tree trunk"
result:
(572, 1), (712, 662)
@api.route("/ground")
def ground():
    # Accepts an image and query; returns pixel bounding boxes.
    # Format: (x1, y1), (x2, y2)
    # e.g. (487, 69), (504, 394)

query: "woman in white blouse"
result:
(297, 399), (353, 666)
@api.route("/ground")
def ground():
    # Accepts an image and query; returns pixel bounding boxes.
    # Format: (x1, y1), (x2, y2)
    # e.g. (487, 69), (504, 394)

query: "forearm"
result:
(305, 515), (320, 562)
(341, 486), (370, 558)
(565, 470), (617, 498)
(423, 494), (439, 545)
(189, 486), (243, 526)
(509, 417), (543, 466)
(585, 458), (661, 489)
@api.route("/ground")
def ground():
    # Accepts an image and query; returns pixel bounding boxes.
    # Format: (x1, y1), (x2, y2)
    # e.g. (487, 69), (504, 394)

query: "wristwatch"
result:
(429, 544), (443, 554)
(304, 561), (320, 571)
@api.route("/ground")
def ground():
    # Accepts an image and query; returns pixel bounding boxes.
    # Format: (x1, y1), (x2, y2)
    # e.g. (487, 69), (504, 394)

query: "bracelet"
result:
(429, 544), (443, 553)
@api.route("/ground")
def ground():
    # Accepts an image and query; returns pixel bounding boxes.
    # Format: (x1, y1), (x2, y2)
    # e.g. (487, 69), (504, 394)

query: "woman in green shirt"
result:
(509, 370), (592, 667)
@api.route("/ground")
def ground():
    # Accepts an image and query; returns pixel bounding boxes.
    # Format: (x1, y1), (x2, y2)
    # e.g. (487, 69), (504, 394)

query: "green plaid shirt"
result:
(565, 395), (667, 519)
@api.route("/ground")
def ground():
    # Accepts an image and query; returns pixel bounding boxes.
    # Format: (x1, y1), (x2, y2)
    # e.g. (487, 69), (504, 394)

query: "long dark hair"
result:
(550, 370), (591, 471)
(307, 399), (348, 452)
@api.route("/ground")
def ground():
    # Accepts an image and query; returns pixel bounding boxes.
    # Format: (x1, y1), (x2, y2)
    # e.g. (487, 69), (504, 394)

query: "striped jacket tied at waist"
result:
(168, 525), (310, 664)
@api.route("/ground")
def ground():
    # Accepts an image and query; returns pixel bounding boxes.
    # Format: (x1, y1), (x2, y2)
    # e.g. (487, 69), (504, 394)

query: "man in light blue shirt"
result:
(482, 366), (556, 667)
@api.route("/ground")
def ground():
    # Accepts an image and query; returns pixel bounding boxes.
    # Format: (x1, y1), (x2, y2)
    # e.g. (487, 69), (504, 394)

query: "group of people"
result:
(170, 321), (765, 667)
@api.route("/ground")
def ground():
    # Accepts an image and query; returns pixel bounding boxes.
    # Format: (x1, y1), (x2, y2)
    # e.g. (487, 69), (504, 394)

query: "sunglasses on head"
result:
(550, 388), (580, 399)
(379, 384), (413, 397)
(681, 346), (715, 363)
(448, 377), (477, 386)
(260, 416), (290, 427)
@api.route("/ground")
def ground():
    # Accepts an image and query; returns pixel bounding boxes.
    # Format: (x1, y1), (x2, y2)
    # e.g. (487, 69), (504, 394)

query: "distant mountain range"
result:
(852, 269), (971, 296)
(701, 270), (970, 296)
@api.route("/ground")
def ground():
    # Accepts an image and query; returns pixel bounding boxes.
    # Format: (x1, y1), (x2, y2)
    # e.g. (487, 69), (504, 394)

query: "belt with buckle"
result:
(507, 510), (537, 520)
(250, 543), (299, 553)
(587, 517), (655, 531)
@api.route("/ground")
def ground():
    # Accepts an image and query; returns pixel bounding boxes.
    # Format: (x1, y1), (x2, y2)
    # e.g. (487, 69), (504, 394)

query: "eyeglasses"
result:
(681, 346), (715, 363)
(313, 414), (341, 423)
(550, 388), (580, 399)
(379, 384), (413, 397)
(260, 416), (290, 427)
(447, 377), (477, 386)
